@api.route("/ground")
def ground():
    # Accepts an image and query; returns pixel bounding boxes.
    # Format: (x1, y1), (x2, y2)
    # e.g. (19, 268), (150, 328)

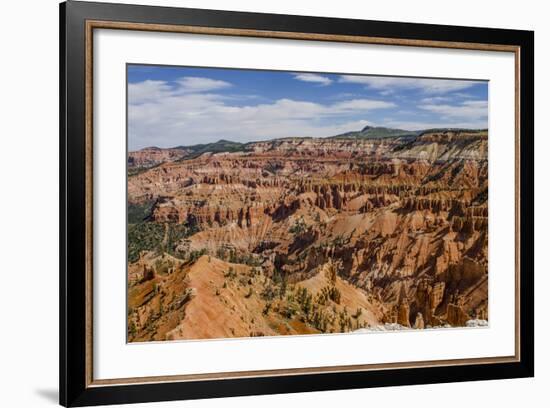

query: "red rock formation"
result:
(127, 130), (489, 340)
(128, 147), (190, 168)
(414, 312), (425, 329)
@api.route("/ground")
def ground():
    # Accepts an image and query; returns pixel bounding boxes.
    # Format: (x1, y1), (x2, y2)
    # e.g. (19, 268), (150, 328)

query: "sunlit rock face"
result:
(127, 130), (489, 342)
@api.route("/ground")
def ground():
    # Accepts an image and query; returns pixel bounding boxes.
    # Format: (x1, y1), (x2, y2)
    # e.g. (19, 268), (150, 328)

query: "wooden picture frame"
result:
(60, 1), (534, 406)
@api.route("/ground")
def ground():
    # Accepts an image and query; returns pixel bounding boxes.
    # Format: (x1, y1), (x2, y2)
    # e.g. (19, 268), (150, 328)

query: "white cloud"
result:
(453, 92), (476, 99)
(339, 75), (479, 94)
(175, 77), (232, 93)
(332, 99), (395, 111)
(128, 80), (172, 104)
(420, 96), (452, 104)
(328, 92), (360, 100)
(383, 120), (488, 131)
(419, 100), (488, 120)
(293, 73), (333, 86)
(128, 78), (393, 149)
(128, 77), (232, 105)
(383, 100), (488, 131)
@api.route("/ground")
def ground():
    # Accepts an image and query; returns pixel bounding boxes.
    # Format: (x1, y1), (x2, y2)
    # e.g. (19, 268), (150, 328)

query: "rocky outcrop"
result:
(393, 130), (488, 162)
(412, 280), (445, 326)
(414, 312), (425, 329)
(127, 130), (489, 340)
(446, 303), (470, 326)
(128, 147), (191, 168)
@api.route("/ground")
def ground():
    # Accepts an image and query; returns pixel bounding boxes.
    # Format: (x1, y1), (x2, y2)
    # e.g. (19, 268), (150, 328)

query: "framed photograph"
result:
(60, 1), (534, 406)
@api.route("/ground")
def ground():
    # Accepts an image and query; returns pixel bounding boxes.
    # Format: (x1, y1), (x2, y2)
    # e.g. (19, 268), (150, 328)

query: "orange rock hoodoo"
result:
(127, 130), (489, 341)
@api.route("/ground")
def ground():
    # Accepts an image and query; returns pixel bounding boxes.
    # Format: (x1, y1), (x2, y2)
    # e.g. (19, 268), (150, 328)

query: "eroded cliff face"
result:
(127, 130), (489, 341)
(128, 147), (191, 169)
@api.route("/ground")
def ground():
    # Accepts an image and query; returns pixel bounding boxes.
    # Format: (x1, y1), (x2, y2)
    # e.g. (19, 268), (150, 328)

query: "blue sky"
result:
(128, 64), (488, 150)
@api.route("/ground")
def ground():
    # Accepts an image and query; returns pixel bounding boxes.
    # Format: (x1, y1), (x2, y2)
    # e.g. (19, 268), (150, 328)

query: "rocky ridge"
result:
(127, 129), (489, 341)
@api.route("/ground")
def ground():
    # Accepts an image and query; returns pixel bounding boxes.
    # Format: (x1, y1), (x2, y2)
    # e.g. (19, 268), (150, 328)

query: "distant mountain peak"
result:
(330, 125), (418, 140)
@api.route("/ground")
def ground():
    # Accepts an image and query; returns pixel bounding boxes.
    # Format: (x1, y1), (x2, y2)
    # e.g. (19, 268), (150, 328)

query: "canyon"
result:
(127, 127), (489, 342)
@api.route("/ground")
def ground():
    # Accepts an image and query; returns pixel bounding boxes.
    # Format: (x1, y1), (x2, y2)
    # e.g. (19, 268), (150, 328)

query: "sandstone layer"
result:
(127, 129), (489, 342)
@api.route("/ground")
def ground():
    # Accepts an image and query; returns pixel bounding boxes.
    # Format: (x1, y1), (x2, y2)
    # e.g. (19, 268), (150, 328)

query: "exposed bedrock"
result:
(128, 130), (489, 338)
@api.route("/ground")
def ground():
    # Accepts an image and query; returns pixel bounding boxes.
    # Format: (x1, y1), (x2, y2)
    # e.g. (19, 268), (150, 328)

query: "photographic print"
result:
(126, 65), (489, 342)
(60, 5), (533, 404)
